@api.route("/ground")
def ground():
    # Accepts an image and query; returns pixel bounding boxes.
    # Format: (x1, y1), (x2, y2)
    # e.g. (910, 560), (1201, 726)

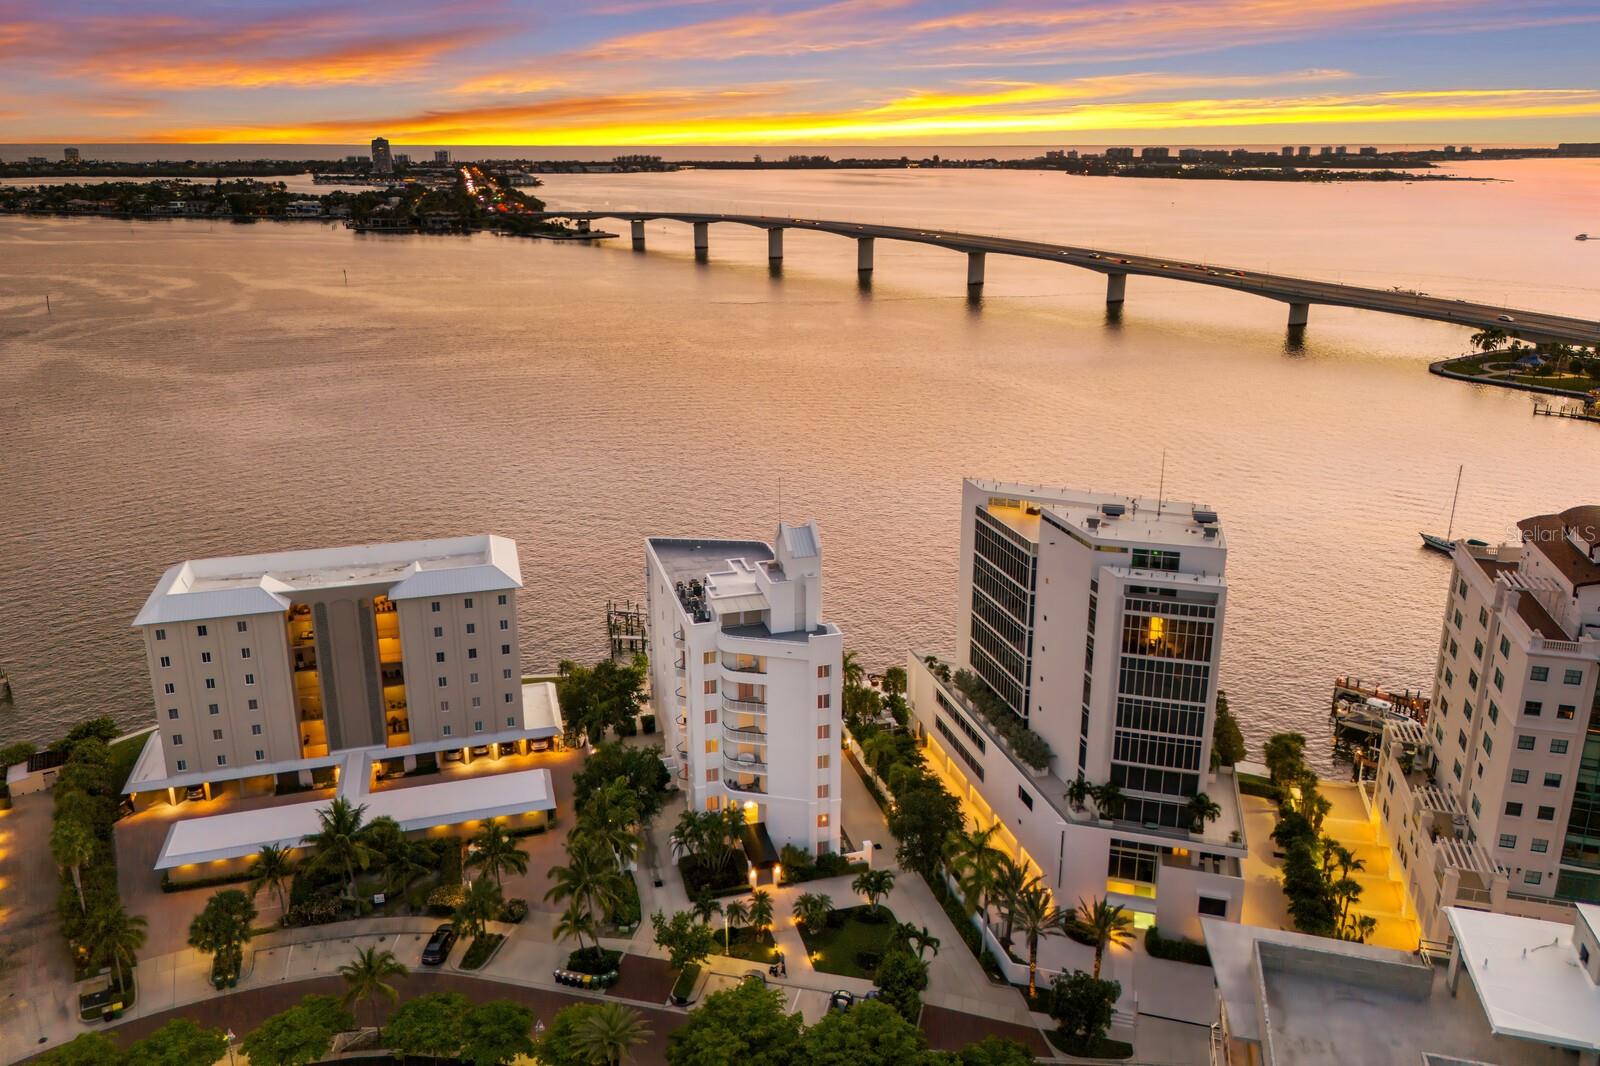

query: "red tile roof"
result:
(1518, 506), (1600, 590)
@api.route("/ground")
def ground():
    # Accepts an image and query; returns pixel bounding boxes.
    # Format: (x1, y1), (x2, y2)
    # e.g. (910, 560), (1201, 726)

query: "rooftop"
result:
(132, 535), (522, 626)
(648, 537), (773, 591)
(968, 477), (1224, 551)
(1518, 506), (1600, 590)
(1446, 905), (1600, 1054)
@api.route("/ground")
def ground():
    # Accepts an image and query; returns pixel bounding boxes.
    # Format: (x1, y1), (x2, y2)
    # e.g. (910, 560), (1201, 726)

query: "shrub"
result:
(1145, 926), (1211, 966)
(427, 884), (467, 916)
(670, 962), (701, 1005)
(500, 898), (529, 924)
(0, 741), (36, 768)
(161, 868), (255, 893)
(461, 933), (505, 970)
(855, 950), (883, 972)
(605, 872), (642, 929)
(641, 714), (656, 735)
(567, 946), (623, 974)
(284, 898), (342, 927)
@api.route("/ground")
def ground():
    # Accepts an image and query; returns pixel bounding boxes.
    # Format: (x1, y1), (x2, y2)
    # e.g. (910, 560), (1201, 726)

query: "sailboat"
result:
(1420, 465), (1488, 554)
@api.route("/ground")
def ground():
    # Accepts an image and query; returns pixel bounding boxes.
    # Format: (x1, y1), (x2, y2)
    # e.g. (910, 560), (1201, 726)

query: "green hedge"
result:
(461, 933), (504, 970)
(1237, 773), (1280, 801)
(567, 946), (623, 975)
(162, 868), (255, 893)
(1145, 925), (1211, 966)
(605, 871), (642, 929)
(671, 963), (701, 1004)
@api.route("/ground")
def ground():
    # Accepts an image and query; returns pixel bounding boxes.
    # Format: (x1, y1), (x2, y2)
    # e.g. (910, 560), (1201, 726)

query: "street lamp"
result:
(225, 1029), (238, 1065)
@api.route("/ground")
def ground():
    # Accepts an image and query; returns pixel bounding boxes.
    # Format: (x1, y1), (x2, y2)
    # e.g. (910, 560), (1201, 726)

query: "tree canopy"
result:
(385, 991), (469, 1060)
(801, 999), (930, 1066)
(574, 740), (672, 824)
(460, 1000), (536, 1066)
(241, 994), (353, 1066)
(557, 656), (648, 745)
(123, 1018), (229, 1066)
(666, 980), (805, 1066)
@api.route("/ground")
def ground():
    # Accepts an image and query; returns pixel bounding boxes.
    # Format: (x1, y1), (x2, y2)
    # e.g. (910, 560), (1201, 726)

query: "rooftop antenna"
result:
(1156, 449), (1167, 517)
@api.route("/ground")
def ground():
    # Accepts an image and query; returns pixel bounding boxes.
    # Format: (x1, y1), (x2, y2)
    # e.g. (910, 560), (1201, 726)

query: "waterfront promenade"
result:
(531, 210), (1600, 345)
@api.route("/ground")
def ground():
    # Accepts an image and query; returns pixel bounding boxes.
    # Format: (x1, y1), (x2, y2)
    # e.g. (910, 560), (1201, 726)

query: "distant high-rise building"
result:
(27, 156), (47, 165)
(1319, 146), (1333, 157)
(1297, 145), (1311, 158)
(63, 147), (80, 163)
(1282, 147), (1295, 157)
(1359, 146), (1378, 157)
(345, 155), (365, 166)
(1179, 148), (1201, 160)
(371, 137), (393, 175)
(1105, 147), (1135, 160)
(393, 153), (410, 166)
(1335, 146), (1348, 156)
(1140, 146), (1171, 161)
(434, 150), (451, 165)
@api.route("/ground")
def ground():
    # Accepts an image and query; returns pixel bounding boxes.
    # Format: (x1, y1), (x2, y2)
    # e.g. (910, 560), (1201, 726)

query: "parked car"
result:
(421, 924), (457, 966)
(185, 785), (205, 802)
(530, 737), (552, 753)
(442, 748), (464, 763)
(470, 744), (492, 759)
(829, 990), (855, 1013)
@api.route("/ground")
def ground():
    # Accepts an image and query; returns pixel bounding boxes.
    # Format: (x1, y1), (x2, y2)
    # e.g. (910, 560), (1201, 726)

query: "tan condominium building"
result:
(1374, 506), (1600, 943)
(131, 536), (526, 779)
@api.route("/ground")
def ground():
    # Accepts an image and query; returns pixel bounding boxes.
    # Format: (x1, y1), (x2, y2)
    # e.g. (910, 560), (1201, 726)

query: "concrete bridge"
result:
(531, 210), (1600, 345)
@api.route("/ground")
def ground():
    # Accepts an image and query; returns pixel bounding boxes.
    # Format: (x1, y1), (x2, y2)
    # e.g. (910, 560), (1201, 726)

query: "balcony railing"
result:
(721, 712), (767, 738)
(724, 776), (766, 794)
(673, 628), (685, 645)
(724, 751), (768, 774)
(721, 657), (766, 675)
(722, 693), (767, 713)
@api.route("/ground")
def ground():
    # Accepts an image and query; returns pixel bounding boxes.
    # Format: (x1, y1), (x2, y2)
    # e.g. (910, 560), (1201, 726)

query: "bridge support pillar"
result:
(767, 227), (784, 262)
(693, 221), (709, 257)
(967, 251), (986, 290)
(630, 220), (645, 250)
(1106, 272), (1127, 304)
(577, 218), (591, 233)
(1288, 302), (1310, 327)
(857, 237), (874, 274)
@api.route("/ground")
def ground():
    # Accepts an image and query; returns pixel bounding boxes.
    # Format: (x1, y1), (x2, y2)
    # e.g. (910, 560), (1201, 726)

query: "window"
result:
(817, 724), (831, 740)
(155, 628), (166, 641)
(1198, 897), (1229, 917)
(1531, 838), (1549, 853)
(164, 682), (176, 694)
(244, 673), (254, 686)
(1449, 639), (1459, 659)
(1538, 805), (1556, 821)
(1482, 735), (1493, 756)
(196, 625), (208, 637)
(467, 648), (478, 659)
(499, 619), (509, 630)
(506, 716), (515, 727)
(705, 709), (718, 724)
(1531, 666), (1549, 682)
(1512, 769), (1529, 784)
(817, 784), (830, 798)
(703, 652), (716, 664)
(464, 598), (474, 609)
(438, 676), (448, 687)
(1452, 760), (1463, 780)
(503, 692), (513, 703)
(211, 729), (223, 741)
(1524, 870), (1543, 885)
(818, 664), (832, 678)
(471, 696), (481, 708)
(167, 708), (179, 720)
(201, 651), (213, 664)
(817, 754), (830, 769)
(1493, 668), (1504, 691)
(1564, 669), (1584, 685)
(1463, 700), (1474, 721)
(436, 652), (446, 663)
(255, 749), (265, 761)
(1458, 729), (1468, 750)
(1500, 636), (1510, 657)
(817, 814), (830, 828)
(1444, 668), (1455, 687)
(208, 703), (219, 715)
(1525, 701), (1543, 717)
(241, 647), (252, 659)
(497, 594), (507, 606)
(466, 623), (476, 635)
(175, 759), (187, 771)
(704, 739), (719, 754)
(216, 755), (227, 766)
(431, 601), (441, 612)
(502, 669), (512, 680)
(251, 724), (262, 736)
(1506, 802), (1523, 816)
(1458, 578), (1467, 597)
(1551, 739), (1570, 755)
(704, 681), (717, 694)
(1468, 670), (1479, 690)
(817, 694), (831, 709)
(440, 701), (450, 712)
(1544, 773), (1563, 788)
(1488, 702), (1499, 723)
(159, 655), (171, 668)
(500, 644), (511, 655)
(473, 720), (484, 733)
(1498, 834), (1517, 849)
(1558, 705), (1577, 720)
(705, 768), (718, 782)
(1453, 609), (1463, 628)
(204, 678), (216, 689)
(470, 673), (479, 684)
(442, 724), (453, 736)
(1471, 795), (1482, 816)
(1018, 786), (1034, 809)
(433, 626), (443, 638)
(1473, 639), (1484, 660)
(1518, 735), (1536, 750)
(1478, 607), (1489, 627)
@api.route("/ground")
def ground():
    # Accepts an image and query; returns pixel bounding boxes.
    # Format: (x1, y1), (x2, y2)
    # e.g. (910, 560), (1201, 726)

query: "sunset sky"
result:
(3, 0), (1599, 145)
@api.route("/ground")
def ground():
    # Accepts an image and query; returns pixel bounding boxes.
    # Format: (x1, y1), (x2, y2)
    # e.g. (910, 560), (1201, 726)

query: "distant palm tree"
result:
(670, 809), (706, 863)
(305, 797), (374, 897)
(453, 878), (504, 942)
(577, 779), (643, 871)
(247, 844), (295, 916)
(573, 1002), (651, 1066)
(187, 888), (257, 985)
(545, 837), (625, 936)
(987, 856), (1029, 946)
(722, 898), (750, 953)
(91, 903), (148, 992)
(841, 651), (865, 690)
(944, 824), (1004, 913)
(1347, 914), (1378, 944)
(50, 817), (95, 912)
(747, 890), (774, 942)
(338, 947), (406, 1033)
(1065, 775), (1093, 812)
(383, 839), (432, 903)
(852, 868), (896, 917)
(555, 901), (601, 954)
(1011, 881), (1064, 998)
(467, 822), (530, 889)
(1076, 896), (1134, 980)
(1185, 793), (1222, 833)
(791, 892), (832, 934)
(894, 922), (940, 961)
(1090, 783), (1124, 820)
(691, 890), (723, 927)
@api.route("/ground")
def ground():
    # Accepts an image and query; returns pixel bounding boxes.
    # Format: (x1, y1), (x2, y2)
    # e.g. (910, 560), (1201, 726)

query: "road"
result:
(529, 210), (1600, 346)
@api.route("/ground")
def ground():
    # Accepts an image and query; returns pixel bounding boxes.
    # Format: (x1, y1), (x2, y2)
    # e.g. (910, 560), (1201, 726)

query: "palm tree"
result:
(545, 837), (625, 936)
(944, 824), (1005, 913)
(1010, 881), (1063, 998)
(722, 898), (749, 953)
(852, 868), (896, 917)
(894, 923), (940, 961)
(670, 809), (706, 863)
(247, 844), (295, 916)
(1065, 775), (1092, 812)
(90, 903), (148, 992)
(382, 838), (432, 903)
(555, 900), (601, 954)
(1185, 792), (1222, 833)
(577, 779), (643, 870)
(305, 797), (374, 897)
(453, 877), (504, 942)
(338, 947), (406, 1033)
(987, 856), (1028, 946)
(747, 890), (774, 943)
(1091, 783), (1124, 820)
(50, 817), (95, 912)
(791, 892), (832, 934)
(573, 1002), (651, 1066)
(841, 651), (864, 691)
(690, 890), (723, 927)
(1347, 914), (1378, 943)
(187, 888), (257, 985)
(467, 822), (530, 889)
(1076, 896), (1134, 980)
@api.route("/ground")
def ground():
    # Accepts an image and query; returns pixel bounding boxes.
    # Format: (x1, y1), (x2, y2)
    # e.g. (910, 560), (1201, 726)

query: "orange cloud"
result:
(576, 0), (915, 61)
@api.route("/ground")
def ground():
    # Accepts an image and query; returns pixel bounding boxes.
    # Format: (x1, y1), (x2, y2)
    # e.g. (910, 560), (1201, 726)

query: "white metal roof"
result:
(132, 535), (522, 627)
(1446, 906), (1600, 1053)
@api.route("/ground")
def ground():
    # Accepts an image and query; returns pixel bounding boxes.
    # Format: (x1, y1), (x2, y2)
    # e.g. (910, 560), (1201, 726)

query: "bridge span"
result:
(529, 210), (1599, 346)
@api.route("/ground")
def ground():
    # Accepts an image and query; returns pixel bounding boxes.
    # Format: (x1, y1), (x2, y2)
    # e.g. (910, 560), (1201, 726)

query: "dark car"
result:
(829, 990), (855, 1013)
(420, 924), (456, 966)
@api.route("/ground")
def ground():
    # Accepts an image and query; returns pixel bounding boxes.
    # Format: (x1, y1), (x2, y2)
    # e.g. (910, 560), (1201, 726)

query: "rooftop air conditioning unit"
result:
(1193, 508), (1218, 524)
(1100, 503), (1126, 517)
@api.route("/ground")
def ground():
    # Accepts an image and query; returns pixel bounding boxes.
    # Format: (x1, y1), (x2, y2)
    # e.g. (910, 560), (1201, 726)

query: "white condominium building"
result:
(907, 479), (1246, 940)
(646, 523), (843, 869)
(1374, 506), (1600, 942)
(131, 536), (527, 780)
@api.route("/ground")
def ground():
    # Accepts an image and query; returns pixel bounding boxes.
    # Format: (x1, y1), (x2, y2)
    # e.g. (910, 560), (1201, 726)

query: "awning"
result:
(741, 822), (780, 868)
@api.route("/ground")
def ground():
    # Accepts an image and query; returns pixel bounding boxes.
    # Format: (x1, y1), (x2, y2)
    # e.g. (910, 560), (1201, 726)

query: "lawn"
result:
(110, 729), (153, 793)
(796, 904), (901, 979)
(721, 926), (779, 963)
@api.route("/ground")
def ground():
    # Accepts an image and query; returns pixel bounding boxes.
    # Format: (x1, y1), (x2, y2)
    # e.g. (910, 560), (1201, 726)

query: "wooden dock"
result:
(1532, 398), (1600, 424)
(606, 600), (648, 660)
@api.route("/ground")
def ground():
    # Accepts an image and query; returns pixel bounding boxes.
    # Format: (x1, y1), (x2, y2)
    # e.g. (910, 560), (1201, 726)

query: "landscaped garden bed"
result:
(567, 946), (624, 975)
(670, 962), (701, 1005)
(722, 925), (779, 963)
(796, 904), (901, 978)
(461, 933), (505, 970)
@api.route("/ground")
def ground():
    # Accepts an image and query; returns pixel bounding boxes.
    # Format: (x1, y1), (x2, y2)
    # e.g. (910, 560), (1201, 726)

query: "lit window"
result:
(1558, 705), (1576, 720)
(704, 652), (717, 664)
(818, 814), (830, 827)
(705, 739), (719, 754)
(705, 768), (718, 782)
(704, 681), (717, 694)
(818, 664), (832, 678)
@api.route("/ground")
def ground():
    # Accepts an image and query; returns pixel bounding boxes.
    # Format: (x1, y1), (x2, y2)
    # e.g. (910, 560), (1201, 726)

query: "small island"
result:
(1433, 329), (1600, 420)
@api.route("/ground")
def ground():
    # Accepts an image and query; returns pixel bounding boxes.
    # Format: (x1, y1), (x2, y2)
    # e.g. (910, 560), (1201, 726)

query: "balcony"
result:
(676, 713), (688, 729)
(721, 656), (766, 675)
(724, 751), (767, 774)
(724, 776), (766, 794)
(722, 692), (767, 713)
(673, 628), (685, 645)
(674, 655), (687, 678)
(675, 740), (688, 758)
(721, 711), (767, 739)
